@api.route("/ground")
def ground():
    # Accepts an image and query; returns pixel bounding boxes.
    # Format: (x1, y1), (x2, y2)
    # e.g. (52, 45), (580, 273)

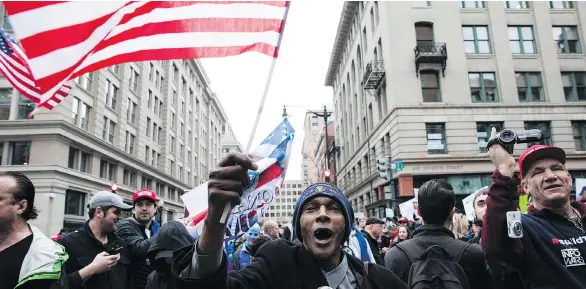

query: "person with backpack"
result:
(384, 179), (493, 289)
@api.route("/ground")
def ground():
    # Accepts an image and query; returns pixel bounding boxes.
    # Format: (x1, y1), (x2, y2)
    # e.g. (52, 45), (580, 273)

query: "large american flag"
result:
(0, 28), (71, 113)
(3, 1), (289, 109)
(180, 118), (295, 240)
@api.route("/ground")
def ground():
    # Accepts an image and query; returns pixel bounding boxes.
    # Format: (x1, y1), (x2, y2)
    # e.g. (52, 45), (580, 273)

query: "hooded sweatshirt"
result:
(145, 221), (194, 289)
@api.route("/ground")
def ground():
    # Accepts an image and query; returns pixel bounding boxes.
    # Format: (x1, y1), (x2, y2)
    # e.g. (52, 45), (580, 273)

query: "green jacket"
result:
(15, 225), (69, 289)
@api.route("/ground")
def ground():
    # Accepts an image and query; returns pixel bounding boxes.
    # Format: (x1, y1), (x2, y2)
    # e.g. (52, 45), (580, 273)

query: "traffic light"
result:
(377, 158), (389, 180)
(324, 170), (331, 183)
(110, 184), (118, 194)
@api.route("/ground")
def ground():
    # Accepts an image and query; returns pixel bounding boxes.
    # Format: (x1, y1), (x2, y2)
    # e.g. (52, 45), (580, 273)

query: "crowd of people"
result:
(1, 127), (585, 289)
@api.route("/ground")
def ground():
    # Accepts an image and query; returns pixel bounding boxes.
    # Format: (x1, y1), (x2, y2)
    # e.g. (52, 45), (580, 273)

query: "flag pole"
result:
(219, 2), (291, 224)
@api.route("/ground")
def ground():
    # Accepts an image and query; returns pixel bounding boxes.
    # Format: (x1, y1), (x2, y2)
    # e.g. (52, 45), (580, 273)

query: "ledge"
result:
(512, 54), (540, 59)
(558, 54), (585, 60)
(466, 54), (494, 59)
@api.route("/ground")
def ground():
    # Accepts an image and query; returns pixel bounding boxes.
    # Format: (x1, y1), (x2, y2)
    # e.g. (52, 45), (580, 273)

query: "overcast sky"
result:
(201, 2), (343, 180)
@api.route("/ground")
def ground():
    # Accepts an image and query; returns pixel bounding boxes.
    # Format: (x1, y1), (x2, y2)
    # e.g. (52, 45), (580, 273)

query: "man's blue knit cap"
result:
(292, 182), (354, 244)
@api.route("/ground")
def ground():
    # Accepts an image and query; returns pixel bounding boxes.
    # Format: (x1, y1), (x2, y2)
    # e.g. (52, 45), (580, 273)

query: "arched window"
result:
(415, 22), (434, 52)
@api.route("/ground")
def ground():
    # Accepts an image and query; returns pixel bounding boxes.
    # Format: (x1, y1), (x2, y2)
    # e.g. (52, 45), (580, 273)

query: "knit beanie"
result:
(292, 182), (354, 244)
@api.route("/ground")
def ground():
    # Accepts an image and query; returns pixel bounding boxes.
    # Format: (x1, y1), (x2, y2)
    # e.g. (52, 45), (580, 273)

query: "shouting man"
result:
(117, 189), (160, 289)
(170, 153), (406, 289)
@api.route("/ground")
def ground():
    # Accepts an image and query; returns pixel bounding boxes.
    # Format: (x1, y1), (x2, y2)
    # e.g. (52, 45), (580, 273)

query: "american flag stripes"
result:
(180, 118), (295, 240)
(3, 1), (289, 109)
(0, 28), (71, 113)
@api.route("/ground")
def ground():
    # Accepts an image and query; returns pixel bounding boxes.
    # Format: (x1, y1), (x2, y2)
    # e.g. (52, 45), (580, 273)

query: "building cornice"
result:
(324, 2), (359, 87)
(0, 120), (192, 190)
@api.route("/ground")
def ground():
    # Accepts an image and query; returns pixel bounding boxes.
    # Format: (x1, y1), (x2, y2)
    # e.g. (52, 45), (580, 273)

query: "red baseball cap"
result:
(132, 189), (157, 204)
(518, 145), (566, 178)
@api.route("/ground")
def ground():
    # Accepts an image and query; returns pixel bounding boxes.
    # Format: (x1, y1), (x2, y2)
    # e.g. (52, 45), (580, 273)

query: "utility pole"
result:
(308, 105), (332, 180)
(387, 156), (397, 216)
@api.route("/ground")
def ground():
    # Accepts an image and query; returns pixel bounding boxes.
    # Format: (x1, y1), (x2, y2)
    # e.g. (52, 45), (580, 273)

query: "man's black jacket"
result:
(361, 229), (383, 265)
(57, 221), (131, 289)
(384, 225), (494, 289)
(171, 239), (408, 289)
(116, 217), (155, 289)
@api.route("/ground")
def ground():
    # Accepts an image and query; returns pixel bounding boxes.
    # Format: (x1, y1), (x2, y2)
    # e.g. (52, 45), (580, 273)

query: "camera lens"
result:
(500, 130), (516, 144)
(513, 222), (522, 236)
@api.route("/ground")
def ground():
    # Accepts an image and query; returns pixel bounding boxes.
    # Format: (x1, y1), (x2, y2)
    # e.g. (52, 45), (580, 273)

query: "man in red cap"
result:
(482, 127), (586, 288)
(116, 189), (160, 289)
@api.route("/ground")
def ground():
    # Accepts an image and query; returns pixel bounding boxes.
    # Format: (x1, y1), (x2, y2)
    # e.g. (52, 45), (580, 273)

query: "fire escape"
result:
(362, 60), (385, 90)
(414, 41), (448, 77)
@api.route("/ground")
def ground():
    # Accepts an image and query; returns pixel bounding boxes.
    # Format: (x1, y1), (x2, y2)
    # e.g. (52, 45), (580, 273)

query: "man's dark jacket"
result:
(116, 217), (155, 289)
(57, 221), (131, 289)
(145, 221), (194, 289)
(482, 169), (586, 289)
(171, 239), (408, 289)
(361, 229), (383, 265)
(384, 224), (494, 289)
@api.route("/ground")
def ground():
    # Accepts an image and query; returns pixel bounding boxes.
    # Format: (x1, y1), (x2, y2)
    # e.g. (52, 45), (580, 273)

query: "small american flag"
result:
(0, 28), (71, 115)
(3, 1), (289, 111)
(180, 118), (295, 240)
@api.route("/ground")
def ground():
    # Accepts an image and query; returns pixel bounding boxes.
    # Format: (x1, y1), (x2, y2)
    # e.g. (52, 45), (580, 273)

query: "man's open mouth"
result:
(313, 228), (334, 244)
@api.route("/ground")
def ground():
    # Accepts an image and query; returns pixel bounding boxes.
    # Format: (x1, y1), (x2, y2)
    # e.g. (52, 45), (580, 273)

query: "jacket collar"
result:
(412, 224), (455, 239)
(18, 225), (69, 286)
(528, 201), (586, 221)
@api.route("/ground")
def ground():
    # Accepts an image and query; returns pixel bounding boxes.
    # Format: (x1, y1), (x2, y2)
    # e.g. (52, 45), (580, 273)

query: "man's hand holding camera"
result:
(198, 153), (258, 255)
(488, 127), (516, 178)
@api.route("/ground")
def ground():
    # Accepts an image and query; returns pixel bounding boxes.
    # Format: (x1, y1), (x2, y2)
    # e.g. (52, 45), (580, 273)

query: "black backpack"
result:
(397, 242), (470, 289)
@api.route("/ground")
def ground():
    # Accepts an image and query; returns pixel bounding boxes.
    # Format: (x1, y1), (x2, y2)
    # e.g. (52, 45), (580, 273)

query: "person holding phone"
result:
(58, 191), (133, 289)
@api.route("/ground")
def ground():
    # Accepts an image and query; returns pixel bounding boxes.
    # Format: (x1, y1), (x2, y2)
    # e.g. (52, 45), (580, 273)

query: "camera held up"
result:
(486, 129), (544, 154)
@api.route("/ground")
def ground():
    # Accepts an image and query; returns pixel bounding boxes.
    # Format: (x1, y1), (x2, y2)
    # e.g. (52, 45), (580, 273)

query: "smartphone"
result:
(506, 211), (523, 239)
(106, 241), (123, 255)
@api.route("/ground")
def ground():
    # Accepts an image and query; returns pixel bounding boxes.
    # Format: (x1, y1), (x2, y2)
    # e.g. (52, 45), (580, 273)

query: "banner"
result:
(577, 178), (586, 201)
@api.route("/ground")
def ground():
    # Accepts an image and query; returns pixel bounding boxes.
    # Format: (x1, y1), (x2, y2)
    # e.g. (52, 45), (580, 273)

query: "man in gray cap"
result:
(58, 191), (133, 289)
(171, 152), (407, 289)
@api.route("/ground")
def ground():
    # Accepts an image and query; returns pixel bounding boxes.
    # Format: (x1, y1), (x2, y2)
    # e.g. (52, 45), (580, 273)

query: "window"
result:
(182, 77), (187, 96)
(155, 71), (160, 88)
(105, 80), (118, 109)
(0, 143), (3, 164)
(127, 99), (136, 124)
(508, 26), (535, 54)
(100, 159), (117, 181)
(462, 26), (491, 54)
(9, 142), (30, 165)
(154, 96), (159, 115)
(0, 88), (11, 120)
(550, 1), (573, 8)
(505, 1), (530, 8)
(17, 95), (35, 119)
(148, 90), (153, 109)
(420, 71), (441, 102)
(460, 1), (484, 8)
(3, 11), (12, 30)
(158, 127), (162, 144)
(173, 64), (179, 83)
(64, 190), (85, 216)
(74, 73), (93, 91)
(572, 122), (586, 151)
(170, 135), (175, 153)
(125, 131), (135, 155)
(145, 146), (150, 162)
(515, 72), (543, 102)
(477, 122), (504, 152)
(157, 153), (161, 168)
(469, 72), (498, 102)
(151, 150), (156, 166)
(170, 160), (175, 176)
(524, 121), (552, 146)
(426, 124), (447, 154)
(79, 102), (91, 130)
(102, 117), (116, 143)
(181, 100), (185, 116)
(146, 118), (151, 137)
(129, 67), (139, 92)
(152, 123), (158, 141)
(311, 116), (319, 134)
(110, 64), (120, 75)
(172, 90), (177, 105)
(68, 147), (91, 172)
(412, 1), (431, 7)
(158, 100), (163, 118)
(561, 72), (586, 101)
(553, 26), (581, 54)
(149, 63), (154, 81)
(171, 112), (176, 129)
